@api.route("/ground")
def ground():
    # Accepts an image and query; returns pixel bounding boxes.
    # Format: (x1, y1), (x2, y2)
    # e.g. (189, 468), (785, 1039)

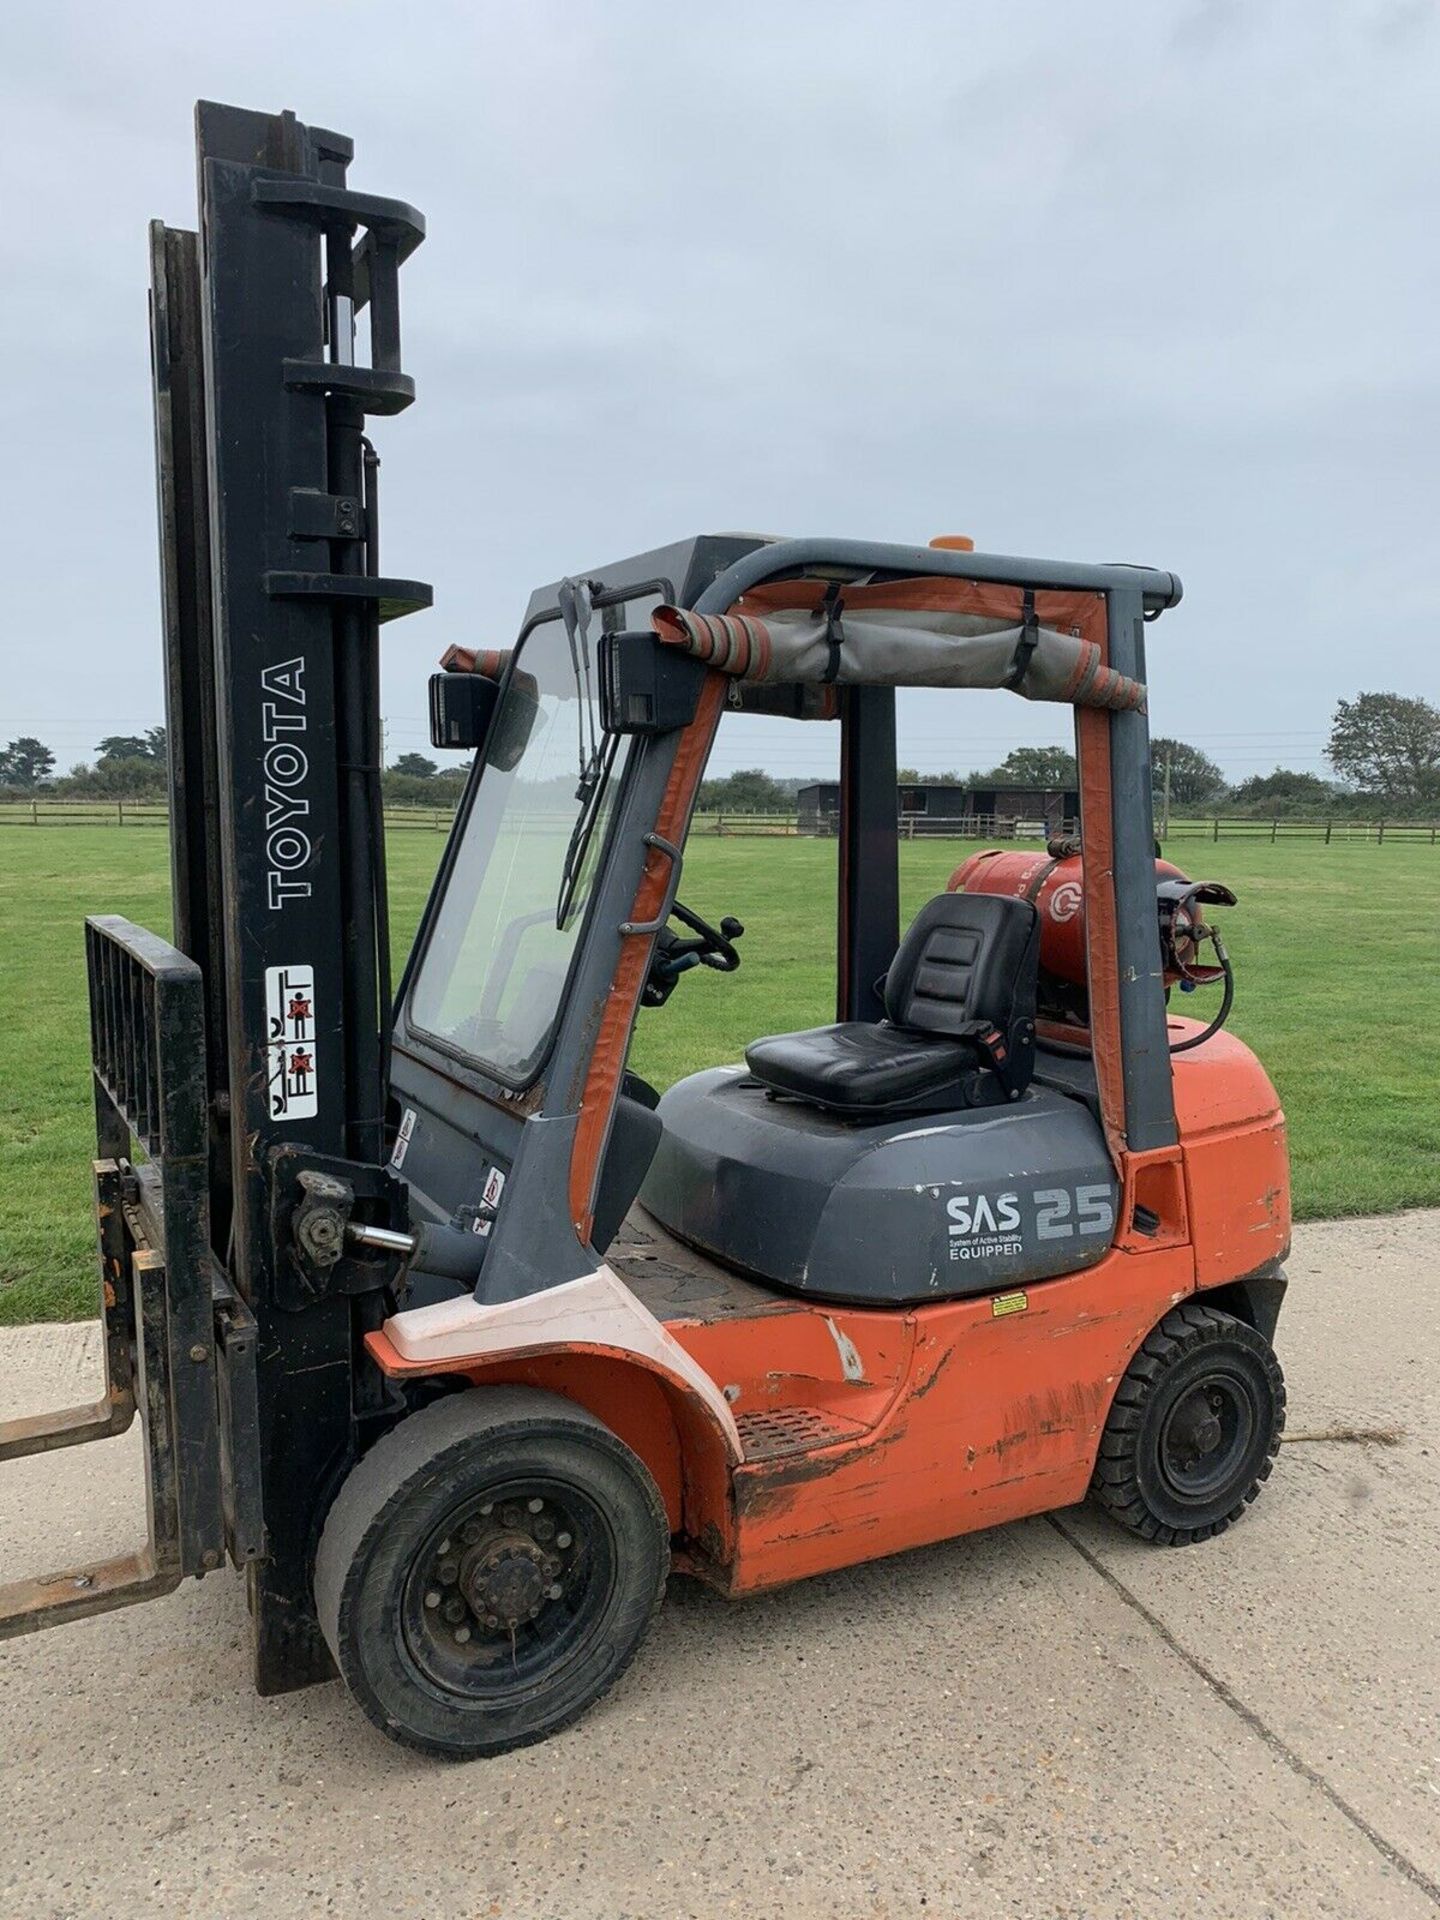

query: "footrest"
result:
(736, 1407), (868, 1462)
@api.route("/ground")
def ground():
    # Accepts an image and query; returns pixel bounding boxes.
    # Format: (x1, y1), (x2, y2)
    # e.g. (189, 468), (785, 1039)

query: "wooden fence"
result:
(1161, 816), (1440, 845)
(0, 800), (173, 828)
(0, 802), (807, 837)
(0, 800), (456, 831)
(3, 799), (1438, 846)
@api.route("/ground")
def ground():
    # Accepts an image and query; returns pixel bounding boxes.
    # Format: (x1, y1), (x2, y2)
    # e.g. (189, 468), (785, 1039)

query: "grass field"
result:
(2, 826), (1437, 1323)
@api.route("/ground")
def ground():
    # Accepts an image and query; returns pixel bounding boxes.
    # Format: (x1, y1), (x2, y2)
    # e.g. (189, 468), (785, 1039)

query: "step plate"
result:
(735, 1407), (867, 1463)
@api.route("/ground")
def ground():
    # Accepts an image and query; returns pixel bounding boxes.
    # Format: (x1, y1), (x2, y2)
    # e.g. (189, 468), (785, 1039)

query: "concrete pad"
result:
(1055, 1209), (1440, 1891)
(1, 1214), (1438, 1919)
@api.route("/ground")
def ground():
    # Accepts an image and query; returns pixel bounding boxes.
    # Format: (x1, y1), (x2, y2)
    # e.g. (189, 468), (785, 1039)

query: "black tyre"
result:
(315, 1386), (669, 1759)
(1090, 1303), (1285, 1545)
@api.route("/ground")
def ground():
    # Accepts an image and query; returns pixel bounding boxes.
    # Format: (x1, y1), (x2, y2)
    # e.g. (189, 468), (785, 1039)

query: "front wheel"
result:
(1090, 1303), (1285, 1545)
(315, 1386), (669, 1758)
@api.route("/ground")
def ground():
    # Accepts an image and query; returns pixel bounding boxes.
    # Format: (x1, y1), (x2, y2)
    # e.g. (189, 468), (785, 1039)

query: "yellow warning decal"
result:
(991, 1291), (1029, 1319)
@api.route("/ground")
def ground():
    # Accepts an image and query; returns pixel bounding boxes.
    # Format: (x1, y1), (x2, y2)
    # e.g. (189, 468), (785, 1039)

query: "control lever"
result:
(688, 905), (745, 972)
(642, 901), (745, 1007)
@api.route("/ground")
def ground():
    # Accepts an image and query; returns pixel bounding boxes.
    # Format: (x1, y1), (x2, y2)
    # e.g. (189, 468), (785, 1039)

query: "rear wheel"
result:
(315, 1386), (669, 1758)
(1090, 1303), (1285, 1545)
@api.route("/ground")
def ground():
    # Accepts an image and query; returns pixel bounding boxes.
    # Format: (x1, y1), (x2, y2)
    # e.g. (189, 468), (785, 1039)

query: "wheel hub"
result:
(463, 1534), (549, 1627)
(1159, 1373), (1255, 1499)
(410, 1489), (580, 1662)
(1170, 1394), (1223, 1460)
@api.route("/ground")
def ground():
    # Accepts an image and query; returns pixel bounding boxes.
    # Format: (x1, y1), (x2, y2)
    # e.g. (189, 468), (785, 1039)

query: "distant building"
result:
(796, 783), (842, 833)
(943, 785), (1080, 837)
(796, 781), (1078, 837)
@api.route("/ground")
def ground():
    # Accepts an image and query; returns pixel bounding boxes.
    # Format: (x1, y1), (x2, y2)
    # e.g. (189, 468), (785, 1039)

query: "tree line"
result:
(697, 694), (1440, 820)
(0, 733), (472, 807)
(912, 692), (1440, 819)
(0, 730), (170, 798)
(4, 692), (1439, 818)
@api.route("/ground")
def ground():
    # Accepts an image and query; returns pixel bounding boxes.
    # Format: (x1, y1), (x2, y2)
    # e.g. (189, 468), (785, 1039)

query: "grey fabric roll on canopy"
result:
(650, 602), (1145, 712)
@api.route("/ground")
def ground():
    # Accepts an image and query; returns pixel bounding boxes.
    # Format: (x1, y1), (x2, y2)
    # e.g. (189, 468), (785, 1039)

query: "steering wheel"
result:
(642, 900), (745, 1007)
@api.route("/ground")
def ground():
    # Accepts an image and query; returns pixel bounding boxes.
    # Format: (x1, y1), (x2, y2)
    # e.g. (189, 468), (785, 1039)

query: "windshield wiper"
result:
(557, 577), (602, 798)
(554, 577), (615, 929)
(555, 732), (618, 929)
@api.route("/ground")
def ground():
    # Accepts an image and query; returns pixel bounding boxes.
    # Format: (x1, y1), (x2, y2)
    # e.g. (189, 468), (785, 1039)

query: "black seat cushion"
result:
(743, 1021), (980, 1110)
(745, 892), (1039, 1116)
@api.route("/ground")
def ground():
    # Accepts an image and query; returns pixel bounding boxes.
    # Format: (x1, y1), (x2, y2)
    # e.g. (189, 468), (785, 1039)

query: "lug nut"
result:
(527, 1498), (544, 1514)
(424, 1589), (441, 1610)
(502, 1505), (522, 1528)
(546, 1582), (563, 1601)
(454, 1625), (471, 1644)
(533, 1517), (555, 1542)
(437, 1559), (459, 1583)
(461, 1522), (481, 1545)
(480, 1503), (494, 1517)
(556, 1532), (572, 1549)
(443, 1597), (466, 1624)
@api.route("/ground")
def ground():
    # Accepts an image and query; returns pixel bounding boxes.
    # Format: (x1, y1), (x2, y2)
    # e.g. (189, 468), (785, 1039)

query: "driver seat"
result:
(745, 892), (1040, 1117)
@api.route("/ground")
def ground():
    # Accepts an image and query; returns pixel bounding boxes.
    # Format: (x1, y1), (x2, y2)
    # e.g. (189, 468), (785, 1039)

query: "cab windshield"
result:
(407, 612), (626, 1085)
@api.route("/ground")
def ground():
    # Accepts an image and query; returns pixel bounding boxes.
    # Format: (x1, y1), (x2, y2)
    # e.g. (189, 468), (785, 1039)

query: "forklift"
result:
(0, 102), (1290, 1759)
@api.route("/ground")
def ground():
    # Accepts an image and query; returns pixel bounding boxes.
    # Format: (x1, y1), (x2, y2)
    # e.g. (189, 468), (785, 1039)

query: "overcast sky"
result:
(3, 0), (1435, 786)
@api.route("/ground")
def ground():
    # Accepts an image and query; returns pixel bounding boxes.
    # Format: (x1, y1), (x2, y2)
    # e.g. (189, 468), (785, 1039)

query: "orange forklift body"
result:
(361, 571), (1289, 1615)
(366, 1023), (1286, 1594)
(363, 563), (1287, 1605)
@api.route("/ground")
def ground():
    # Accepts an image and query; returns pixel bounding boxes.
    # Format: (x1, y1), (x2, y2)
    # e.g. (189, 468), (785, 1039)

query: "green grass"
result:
(2, 826), (1437, 1323)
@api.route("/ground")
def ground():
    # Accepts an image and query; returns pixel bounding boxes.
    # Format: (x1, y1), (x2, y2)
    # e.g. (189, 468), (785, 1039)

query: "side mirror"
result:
(488, 670), (541, 772)
(428, 671), (500, 751)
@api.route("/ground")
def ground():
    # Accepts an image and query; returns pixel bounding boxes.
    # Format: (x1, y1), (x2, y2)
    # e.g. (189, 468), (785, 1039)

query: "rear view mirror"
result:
(487, 670), (541, 772)
(429, 671), (500, 751)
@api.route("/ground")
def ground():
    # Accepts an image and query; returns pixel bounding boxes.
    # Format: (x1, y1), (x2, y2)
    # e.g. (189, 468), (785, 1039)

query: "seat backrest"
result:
(883, 892), (1040, 1037)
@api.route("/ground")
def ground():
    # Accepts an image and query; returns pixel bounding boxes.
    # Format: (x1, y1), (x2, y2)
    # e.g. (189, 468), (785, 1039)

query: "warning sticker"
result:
(482, 1165), (506, 1210)
(265, 964), (318, 1121)
(390, 1105), (417, 1170)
